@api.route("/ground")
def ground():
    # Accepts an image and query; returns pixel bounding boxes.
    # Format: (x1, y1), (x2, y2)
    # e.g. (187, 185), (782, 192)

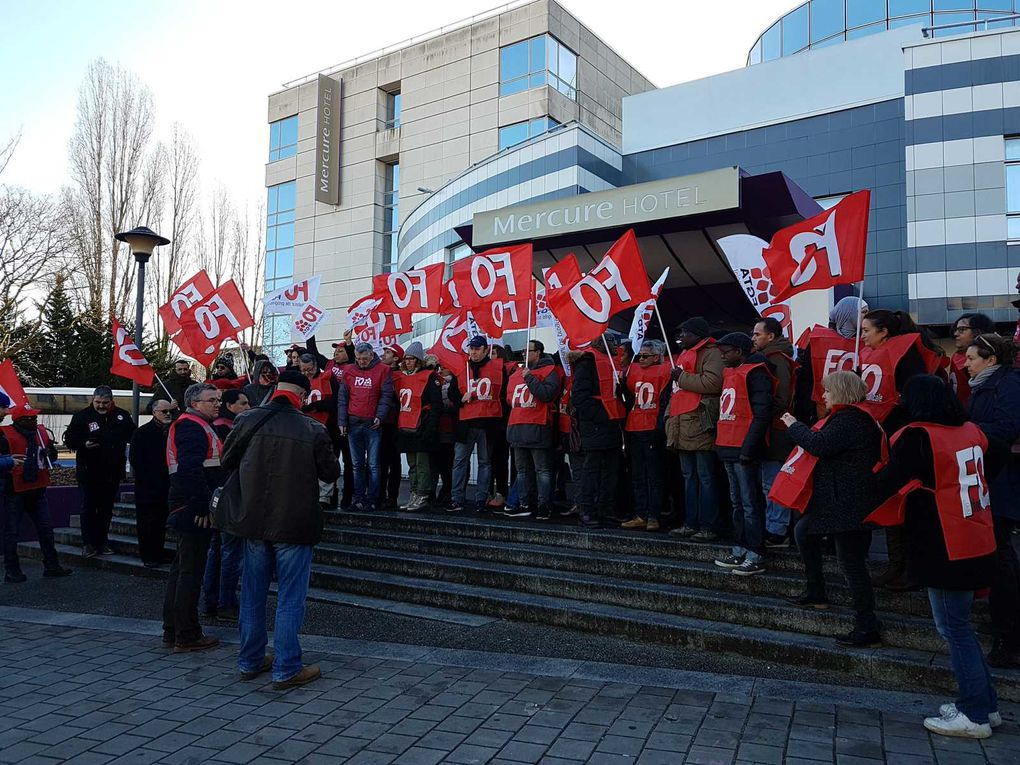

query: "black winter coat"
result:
(397, 371), (444, 453)
(64, 405), (136, 483)
(967, 366), (1020, 521)
(570, 351), (622, 451)
(874, 427), (997, 590)
(128, 420), (169, 505)
(507, 356), (562, 449)
(787, 405), (884, 535)
(716, 353), (774, 463)
(167, 414), (225, 533)
(220, 400), (340, 546)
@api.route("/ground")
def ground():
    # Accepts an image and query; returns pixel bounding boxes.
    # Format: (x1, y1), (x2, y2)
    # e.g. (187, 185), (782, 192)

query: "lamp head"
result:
(115, 226), (170, 263)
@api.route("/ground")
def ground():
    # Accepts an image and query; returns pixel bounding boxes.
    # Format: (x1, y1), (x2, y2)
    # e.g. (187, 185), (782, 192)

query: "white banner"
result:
(264, 276), (322, 315)
(717, 234), (796, 340)
(628, 268), (669, 353)
(292, 300), (329, 341)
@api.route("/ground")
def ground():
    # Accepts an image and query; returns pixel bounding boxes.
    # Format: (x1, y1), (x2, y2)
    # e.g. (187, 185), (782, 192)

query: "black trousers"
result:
(576, 448), (620, 522)
(796, 524), (878, 633)
(379, 424), (402, 504)
(430, 443), (455, 502)
(332, 434), (354, 508)
(162, 530), (211, 644)
(80, 477), (120, 549)
(491, 432), (510, 497)
(662, 448), (686, 520)
(629, 431), (664, 521)
(135, 501), (168, 565)
(990, 516), (1020, 650)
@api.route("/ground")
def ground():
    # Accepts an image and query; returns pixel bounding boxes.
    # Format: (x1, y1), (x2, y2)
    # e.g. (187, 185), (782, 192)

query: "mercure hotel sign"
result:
(472, 167), (740, 247)
(314, 74), (341, 205)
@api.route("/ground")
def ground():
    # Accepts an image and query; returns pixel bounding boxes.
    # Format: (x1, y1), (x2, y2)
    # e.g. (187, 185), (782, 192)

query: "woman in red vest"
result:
(778, 371), (885, 647)
(871, 376), (1001, 740)
(396, 342), (442, 512)
(949, 314), (994, 404)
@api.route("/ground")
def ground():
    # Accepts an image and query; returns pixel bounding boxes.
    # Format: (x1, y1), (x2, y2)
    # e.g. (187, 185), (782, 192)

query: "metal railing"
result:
(922, 14), (1020, 38)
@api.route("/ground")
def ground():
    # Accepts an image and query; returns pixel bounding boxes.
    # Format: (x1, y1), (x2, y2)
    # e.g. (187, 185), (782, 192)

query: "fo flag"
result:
(110, 317), (155, 386)
(263, 276), (322, 315)
(547, 229), (651, 345)
(451, 244), (533, 310)
(763, 190), (870, 302)
(177, 280), (255, 366)
(428, 312), (488, 372)
(628, 268), (669, 353)
(543, 254), (582, 293)
(473, 281), (537, 339)
(292, 300), (329, 342)
(159, 270), (214, 335)
(348, 294), (383, 329)
(0, 359), (32, 416)
(372, 263), (443, 315)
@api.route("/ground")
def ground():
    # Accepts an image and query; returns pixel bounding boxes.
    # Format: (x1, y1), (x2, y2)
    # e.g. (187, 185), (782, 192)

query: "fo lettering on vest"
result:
(508, 366), (557, 427)
(397, 371), (433, 431)
(949, 352), (970, 405)
(858, 334), (939, 423)
(625, 363), (670, 432)
(715, 363), (774, 449)
(807, 326), (858, 406)
(460, 362), (504, 421)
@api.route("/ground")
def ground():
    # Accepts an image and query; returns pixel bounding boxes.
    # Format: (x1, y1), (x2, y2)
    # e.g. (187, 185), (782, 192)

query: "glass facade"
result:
(500, 34), (577, 99)
(263, 181), (296, 360)
(382, 162), (400, 271)
(748, 1), (1020, 64)
(498, 117), (559, 151)
(1006, 137), (1020, 239)
(384, 91), (401, 129)
(269, 116), (298, 162)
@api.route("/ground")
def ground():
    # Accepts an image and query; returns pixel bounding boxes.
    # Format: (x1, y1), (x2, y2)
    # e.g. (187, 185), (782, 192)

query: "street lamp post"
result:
(115, 226), (170, 424)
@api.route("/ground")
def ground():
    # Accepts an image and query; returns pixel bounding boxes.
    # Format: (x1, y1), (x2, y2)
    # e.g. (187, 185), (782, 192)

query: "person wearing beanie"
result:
(220, 367), (339, 690)
(712, 332), (775, 577)
(395, 342), (442, 512)
(666, 317), (724, 541)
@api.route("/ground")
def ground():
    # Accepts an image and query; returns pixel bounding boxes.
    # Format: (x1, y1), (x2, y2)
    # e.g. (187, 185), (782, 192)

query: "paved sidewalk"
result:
(0, 610), (1016, 765)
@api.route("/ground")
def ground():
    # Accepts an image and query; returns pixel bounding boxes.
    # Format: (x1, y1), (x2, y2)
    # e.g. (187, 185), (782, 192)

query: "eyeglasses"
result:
(198, 398), (221, 405)
(953, 325), (972, 334)
(635, 354), (657, 359)
(154, 408), (177, 415)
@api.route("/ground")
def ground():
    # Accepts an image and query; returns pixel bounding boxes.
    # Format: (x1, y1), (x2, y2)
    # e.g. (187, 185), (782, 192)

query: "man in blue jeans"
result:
(221, 371), (340, 689)
(337, 343), (393, 512)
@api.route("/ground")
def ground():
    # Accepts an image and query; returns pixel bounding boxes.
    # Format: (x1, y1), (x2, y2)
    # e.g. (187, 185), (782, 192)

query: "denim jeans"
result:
(723, 460), (765, 562)
(348, 422), (382, 508)
(3, 490), (60, 574)
(514, 447), (553, 510)
(928, 588), (998, 724)
(629, 431), (664, 521)
(795, 524), (878, 632)
(202, 531), (243, 613)
(239, 540), (314, 683)
(453, 427), (491, 505)
(678, 450), (719, 532)
(760, 460), (792, 536)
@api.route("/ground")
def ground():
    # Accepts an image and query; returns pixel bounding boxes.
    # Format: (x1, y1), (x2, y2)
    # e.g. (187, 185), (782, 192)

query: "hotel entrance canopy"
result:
(455, 167), (824, 330)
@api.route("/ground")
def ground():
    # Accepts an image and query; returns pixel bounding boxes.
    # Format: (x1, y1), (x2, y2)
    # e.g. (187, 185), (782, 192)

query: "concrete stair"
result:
(21, 501), (1020, 700)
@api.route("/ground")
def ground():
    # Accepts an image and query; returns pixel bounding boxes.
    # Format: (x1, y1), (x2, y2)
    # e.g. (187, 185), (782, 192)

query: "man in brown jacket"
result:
(666, 317), (724, 541)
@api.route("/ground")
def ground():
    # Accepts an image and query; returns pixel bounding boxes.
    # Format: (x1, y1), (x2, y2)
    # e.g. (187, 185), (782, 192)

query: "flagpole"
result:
(653, 302), (676, 370)
(525, 295), (533, 370)
(602, 335), (620, 385)
(852, 279), (865, 374)
(153, 373), (176, 404)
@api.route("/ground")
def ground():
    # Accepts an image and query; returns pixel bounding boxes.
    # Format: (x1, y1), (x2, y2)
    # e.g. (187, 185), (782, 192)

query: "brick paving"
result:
(0, 617), (1017, 765)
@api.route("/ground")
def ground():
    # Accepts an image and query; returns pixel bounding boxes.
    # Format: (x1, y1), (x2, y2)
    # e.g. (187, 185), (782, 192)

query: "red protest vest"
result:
(669, 338), (714, 416)
(508, 366), (557, 427)
(2, 425), (51, 492)
(166, 413), (223, 474)
(625, 363), (671, 432)
(594, 352), (626, 421)
(396, 370), (433, 431)
(460, 360), (504, 421)
(768, 404), (887, 512)
(558, 377), (572, 434)
(715, 362), (774, 449)
(866, 422), (996, 561)
(305, 372), (332, 425)
(344, 362), (391, 420)
(859, 333), (941, 422)
(807, 326), (858, 405)
(948, 352), (970, 404)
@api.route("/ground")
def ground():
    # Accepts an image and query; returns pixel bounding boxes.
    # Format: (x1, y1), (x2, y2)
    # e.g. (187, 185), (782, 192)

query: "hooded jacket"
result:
(761, 336), (796, 462)
(666, 341), (723, 452)
(967, 365), (1020, 521)
(241, 359), (278, 408)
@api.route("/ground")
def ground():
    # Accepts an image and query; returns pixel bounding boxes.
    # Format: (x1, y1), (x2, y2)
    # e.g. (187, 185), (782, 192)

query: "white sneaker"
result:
(939, 702), (1001, 728)
(924, 707), (993, 739)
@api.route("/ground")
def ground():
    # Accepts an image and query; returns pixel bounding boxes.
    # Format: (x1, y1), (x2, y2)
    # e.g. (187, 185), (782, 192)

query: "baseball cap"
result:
(466, 335), (489, 348)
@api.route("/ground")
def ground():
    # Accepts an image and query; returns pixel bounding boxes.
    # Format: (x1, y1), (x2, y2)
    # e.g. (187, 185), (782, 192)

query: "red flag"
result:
(439, 278), (462, 314)
(0, 359), (32, 415)
(177, 280), (255, 366)
(472, 282), (538, 339)
(159, 270), (214, 335)
(110, 317), (155, 386)
(762, 190), (870, 302)
(371, 263), (444, 315)
(546, 229), (651, 345)
(429, 313), (472, 372)
(543, 254), (582, 292)
(451, 244), (533, 310)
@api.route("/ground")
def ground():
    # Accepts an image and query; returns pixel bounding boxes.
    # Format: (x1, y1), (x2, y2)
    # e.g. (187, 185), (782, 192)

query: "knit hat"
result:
(679, 317), (711, 339)
(214, 355), (235, 370)
(716, 332), (753, 354)
(405, 341), (425, 360)
(277, 369), (311, 394)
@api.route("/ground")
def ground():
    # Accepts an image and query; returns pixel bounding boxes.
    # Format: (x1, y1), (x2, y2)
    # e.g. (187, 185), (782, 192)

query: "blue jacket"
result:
(968, 366), (1020, 521)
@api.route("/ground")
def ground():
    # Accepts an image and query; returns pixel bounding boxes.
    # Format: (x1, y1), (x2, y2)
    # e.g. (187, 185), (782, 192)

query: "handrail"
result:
(922, 14), (1020, 38)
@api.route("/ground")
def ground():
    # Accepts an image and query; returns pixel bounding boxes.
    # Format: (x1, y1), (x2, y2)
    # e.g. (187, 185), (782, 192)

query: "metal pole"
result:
(132, 258), (146, 424)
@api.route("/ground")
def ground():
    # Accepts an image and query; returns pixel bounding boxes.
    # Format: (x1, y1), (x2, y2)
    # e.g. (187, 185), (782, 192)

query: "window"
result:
(263, 180), (296, 362)
(382, 163), (400, 271)
(811, 0), (845, 43)
(761, 22), (782, 62)
(499, 35), (577, 99)
(384, 91), (401, 129)
(1006, 138), (1020, 239)
(498, 117), (559, 151)
(889, 0), (932, 14)
(446, 242), (472, 278)
(846, 0), (886, 27)
(783, 4), (810, 55)
(269, 116), (298, 162)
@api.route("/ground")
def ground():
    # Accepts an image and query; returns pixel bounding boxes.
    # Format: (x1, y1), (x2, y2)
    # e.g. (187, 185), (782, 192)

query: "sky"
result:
(0, 0), (797, 212)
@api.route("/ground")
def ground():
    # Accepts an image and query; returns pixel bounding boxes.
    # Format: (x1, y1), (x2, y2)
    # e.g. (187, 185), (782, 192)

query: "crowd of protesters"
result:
(1, 284), (1018, 735)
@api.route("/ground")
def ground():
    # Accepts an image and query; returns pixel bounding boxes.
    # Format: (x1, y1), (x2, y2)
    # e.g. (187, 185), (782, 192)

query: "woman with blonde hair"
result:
(778, 370), (886, 647)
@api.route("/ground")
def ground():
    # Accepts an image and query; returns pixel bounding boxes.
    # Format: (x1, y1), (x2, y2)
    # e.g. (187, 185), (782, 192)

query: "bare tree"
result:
(66, 58), (156, 319)
(230, 201), (266, 348)
(0, 131), (21, 178)
(199, 183), (234, 286)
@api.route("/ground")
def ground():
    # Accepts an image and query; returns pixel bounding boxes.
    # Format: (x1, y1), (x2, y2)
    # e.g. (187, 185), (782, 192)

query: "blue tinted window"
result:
(847, 21), (887, 37)
(383, 91), (401, 129)
(749, 39), (762, 64)
(847, 0), (887, 26)
(783, 4), (810, 54)
(932, 10), (976, 32)
(500, 41), (528, 82)
(978, 10), (1016, 27)
(979, 0), (1013, 9)
(813, 32), (846, 46)
(500, 35), (576, 99)
(265, 181), (296, 307)
(498, 122), (530, 151)
(811, 0), (845, 41)
(933, 0), (973, 8)
(382, 163), (399, 269)
(1006, 165), (1020, 213)
(269, 115), (298, 162)
(889, 14), (929, 27)
(530, 35), (546, 73)
(276, 181), (295, 213)
(890, 0), (932, 13)
(761, 22), (782, 61)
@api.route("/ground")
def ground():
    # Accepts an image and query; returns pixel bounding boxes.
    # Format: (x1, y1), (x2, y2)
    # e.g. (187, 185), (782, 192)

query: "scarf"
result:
(271, 389), (303, 409)
(968, 364), (1000, 390)
(18, 424), (39, 483)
